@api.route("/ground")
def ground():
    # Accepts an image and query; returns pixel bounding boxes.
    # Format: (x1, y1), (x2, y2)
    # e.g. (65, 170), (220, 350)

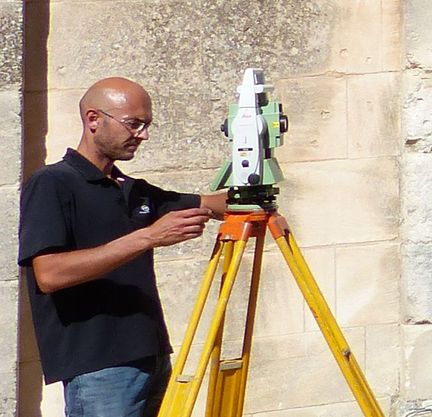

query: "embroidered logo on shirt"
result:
(139, 204), (150, 215)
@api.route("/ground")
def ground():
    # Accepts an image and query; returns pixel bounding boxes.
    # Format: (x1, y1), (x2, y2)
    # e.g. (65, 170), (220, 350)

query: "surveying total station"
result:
(157, 68), (386, 417)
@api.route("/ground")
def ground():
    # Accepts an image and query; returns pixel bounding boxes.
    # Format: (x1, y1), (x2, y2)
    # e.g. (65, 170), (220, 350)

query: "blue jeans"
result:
(63, 355), (171, 417)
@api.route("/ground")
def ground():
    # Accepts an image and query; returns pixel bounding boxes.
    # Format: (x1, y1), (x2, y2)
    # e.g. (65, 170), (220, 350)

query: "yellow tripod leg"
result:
(180, 238), (249, 417)
(206, 240), (234, 417)
(208, 224), (266, 417)
(158, 239), (225, 417)
(268, 214), (385, 417)
(233, 224), (265, 417)
(159, 217), (251, 417)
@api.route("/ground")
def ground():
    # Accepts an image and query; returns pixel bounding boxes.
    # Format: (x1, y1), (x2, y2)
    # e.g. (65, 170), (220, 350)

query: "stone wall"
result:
(8, 1), (431, 416)
(400, 0), (432, 415)
(0, 0), (22, 416)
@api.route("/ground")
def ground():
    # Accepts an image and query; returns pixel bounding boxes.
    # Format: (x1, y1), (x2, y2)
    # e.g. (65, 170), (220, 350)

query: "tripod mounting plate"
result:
(226, 185), (279, 211)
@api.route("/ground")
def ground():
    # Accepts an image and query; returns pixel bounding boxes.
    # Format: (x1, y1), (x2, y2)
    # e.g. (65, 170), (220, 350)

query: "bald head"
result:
(79, 77), (151, 121)
(77, 77), (153, 167)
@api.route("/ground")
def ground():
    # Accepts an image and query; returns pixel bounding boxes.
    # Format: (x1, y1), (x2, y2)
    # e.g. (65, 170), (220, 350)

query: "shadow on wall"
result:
(19, 1), (50, 416)
(22, 0), (48, 180)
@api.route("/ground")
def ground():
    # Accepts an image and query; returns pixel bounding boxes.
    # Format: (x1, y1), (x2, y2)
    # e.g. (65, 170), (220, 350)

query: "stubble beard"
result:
(94, 132), (138, 162)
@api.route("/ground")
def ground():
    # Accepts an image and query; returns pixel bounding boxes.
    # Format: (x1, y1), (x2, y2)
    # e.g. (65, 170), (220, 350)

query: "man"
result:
(18, 77), (226, 417)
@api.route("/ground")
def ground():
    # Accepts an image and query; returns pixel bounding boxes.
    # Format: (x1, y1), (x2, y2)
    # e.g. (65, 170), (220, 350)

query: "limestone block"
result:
(401, 324), (432, 399)
(49, 2), (204, 90)
(201, 1), (334, 81)
(0, 2), (22, 89)
(401, 243), (432, 323)
(405, 0), (432, 68)
(336, 243), (399, 326)
(365, 324), (400, 397)
(249, 397), (391, 417)
(347, 72), (401, 158)
(276, 76), (347, 163)
(217, 254), (266, 342)
(401, 153), (432, 242)
(0, 90), (22, 184)
(381, 0), (402, 71)
(329, 0), (400, 73)
(124, 166), (215, 195)
(242, 328), (365, 413)
(277, 158), (399, 247)
(299, 247), (336, 332)
(253, 252), (305, 337)
(0, 370), (17, 417)
(41, 381), (64, 417)
(119, 154), (224, 197)
(0, 187), (20, 281)
(0, 282), (18, 374)
(45, 89), (82, 164)
(403, 69), (432, 152)
(304, 326), (366, 369)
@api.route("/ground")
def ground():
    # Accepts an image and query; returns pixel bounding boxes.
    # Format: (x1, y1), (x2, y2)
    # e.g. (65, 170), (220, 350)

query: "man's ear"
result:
(86, 109), (99, 133)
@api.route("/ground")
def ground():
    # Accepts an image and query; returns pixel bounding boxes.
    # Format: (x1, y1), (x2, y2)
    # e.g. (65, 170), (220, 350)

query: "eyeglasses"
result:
(97, 109), (151, 136)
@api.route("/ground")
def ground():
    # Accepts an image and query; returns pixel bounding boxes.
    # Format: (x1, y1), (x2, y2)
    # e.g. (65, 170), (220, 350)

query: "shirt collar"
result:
(63, 148), (128, 182)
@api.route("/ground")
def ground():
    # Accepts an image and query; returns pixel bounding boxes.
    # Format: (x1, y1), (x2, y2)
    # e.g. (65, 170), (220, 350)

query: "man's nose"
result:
(135, 127), (150, 140)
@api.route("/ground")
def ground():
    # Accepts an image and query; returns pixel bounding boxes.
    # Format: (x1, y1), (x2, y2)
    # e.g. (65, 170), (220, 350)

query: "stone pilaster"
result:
(0, 0), (23, 416)
(400, 1), (432, 413)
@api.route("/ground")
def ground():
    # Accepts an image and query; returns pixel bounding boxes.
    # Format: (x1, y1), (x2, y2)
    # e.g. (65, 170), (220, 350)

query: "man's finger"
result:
(180, 216), (210, 227)
(176, 208), (212, 218)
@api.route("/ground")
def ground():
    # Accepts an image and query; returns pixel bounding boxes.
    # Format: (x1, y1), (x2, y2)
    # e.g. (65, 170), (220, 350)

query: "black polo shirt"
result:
(18, 148), (200, 384)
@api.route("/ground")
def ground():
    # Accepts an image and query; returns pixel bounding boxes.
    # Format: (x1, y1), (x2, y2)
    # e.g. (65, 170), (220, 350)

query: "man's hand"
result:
(144, 208), (212, 247)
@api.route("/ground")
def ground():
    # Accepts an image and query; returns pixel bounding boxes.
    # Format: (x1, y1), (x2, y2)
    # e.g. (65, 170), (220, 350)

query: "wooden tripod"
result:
(157, 208), (385, 417)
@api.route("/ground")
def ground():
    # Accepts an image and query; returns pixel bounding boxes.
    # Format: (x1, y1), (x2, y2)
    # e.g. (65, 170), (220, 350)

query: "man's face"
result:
(93, 94), (153, 162)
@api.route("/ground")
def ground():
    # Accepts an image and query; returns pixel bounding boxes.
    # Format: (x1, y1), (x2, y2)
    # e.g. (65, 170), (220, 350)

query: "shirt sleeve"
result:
(18, 170), (71, 267)
(144, 182), (201, 220)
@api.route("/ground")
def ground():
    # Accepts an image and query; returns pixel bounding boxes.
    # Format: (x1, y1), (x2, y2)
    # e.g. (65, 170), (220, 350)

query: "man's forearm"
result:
(32, 207), (212, 294)
(33, 228), (152, 293)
